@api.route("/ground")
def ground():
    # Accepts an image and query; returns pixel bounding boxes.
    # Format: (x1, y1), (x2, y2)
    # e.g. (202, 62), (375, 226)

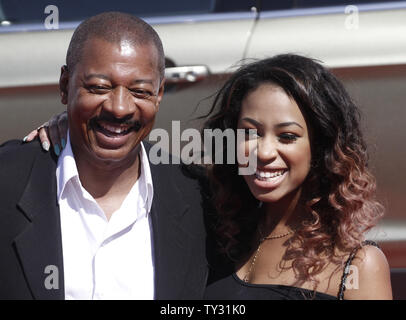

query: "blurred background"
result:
(1, 0), (405, 298)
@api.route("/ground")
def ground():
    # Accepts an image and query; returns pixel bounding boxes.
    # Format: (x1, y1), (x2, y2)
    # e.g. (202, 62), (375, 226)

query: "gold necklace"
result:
(243, 228), (295, 283)
(261, 229), (296, 240)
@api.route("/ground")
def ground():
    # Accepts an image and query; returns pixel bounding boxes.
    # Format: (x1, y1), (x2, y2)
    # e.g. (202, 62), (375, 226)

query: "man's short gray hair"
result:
(66, 11), (165, 79)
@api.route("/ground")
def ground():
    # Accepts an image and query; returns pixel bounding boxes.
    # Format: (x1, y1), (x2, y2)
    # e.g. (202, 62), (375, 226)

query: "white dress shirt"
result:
(56, 133), (154, 300)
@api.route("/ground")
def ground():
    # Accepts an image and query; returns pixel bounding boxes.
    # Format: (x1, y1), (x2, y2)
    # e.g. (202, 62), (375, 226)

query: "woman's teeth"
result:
(255, 170), (286, 181)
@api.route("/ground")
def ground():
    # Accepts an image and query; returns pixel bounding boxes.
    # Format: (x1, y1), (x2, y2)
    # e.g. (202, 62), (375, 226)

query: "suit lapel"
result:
(12, 142), (196, 299)
(146, 147), (193, 299)
(13, 150), (64, 300)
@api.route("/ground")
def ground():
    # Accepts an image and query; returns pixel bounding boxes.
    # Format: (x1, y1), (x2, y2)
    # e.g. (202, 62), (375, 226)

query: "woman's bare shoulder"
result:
(343, 244), (392, 300)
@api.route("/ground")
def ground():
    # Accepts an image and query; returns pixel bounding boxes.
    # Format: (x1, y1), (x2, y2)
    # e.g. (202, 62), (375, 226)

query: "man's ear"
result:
(59, 65), (69, 105)
(155, 77), (165, 110)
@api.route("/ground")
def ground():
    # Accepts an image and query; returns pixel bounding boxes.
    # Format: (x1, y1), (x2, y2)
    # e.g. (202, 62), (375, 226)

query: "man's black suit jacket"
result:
(0, 140), (208, 299)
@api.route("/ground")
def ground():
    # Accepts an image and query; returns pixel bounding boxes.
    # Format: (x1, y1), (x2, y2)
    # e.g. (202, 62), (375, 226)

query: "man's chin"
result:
(90, 144), (141, 163)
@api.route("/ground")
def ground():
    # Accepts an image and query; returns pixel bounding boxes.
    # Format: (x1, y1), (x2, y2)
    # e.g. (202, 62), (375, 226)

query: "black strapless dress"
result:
(204, 240), (379, 300)
(204, 273), (336, 300)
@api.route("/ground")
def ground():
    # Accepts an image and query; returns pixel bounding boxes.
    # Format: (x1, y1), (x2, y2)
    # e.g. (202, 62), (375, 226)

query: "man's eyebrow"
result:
(84, 73), (110, 81)
(275, 121), (304, 129)
(83, 75), (154, 85)
(132, 79), (154, 85)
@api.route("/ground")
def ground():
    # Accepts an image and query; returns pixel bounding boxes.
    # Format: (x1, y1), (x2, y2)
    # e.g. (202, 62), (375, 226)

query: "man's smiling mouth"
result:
(90, 118), (142, 137)
(95, 121), (133, 136)
(87, 116), (143, 150)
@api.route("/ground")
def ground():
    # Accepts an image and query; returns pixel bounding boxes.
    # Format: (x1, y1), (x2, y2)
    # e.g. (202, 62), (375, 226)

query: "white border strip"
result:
(1, 1), (406, 34)
(259, 1), (406, 19)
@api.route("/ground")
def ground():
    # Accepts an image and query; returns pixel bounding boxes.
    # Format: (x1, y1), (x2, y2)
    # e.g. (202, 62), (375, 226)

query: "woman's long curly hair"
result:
(202, 54), (384, 289)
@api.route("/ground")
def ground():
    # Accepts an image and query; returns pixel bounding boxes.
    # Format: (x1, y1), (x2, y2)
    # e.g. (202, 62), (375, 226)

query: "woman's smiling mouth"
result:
(253, 168), (288, 188)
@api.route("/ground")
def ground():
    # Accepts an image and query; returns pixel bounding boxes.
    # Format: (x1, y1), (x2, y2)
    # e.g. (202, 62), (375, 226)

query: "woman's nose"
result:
(256, 137), (278, 163)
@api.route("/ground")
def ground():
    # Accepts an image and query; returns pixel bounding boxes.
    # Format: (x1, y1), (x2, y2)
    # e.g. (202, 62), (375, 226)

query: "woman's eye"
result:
(244, 128), (260, 139)
(279, 133), (298, 142)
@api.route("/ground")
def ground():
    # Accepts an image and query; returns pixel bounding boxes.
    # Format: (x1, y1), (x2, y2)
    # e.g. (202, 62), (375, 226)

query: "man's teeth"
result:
(99, 122), (130, 134)
(255, 170), (286, 181)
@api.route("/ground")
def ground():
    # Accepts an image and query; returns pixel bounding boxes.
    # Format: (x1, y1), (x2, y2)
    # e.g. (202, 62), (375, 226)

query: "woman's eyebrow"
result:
(241, 117), (262, 127)
(241, 118), (303, 130)
(275, 121), (304, 129)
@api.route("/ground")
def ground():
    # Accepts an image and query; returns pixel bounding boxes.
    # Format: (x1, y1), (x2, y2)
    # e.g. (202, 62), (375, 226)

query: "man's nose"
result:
(103, 86), (136, 118)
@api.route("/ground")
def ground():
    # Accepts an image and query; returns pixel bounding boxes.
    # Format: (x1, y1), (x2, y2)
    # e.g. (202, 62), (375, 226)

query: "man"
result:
(0, 12), (208, 299)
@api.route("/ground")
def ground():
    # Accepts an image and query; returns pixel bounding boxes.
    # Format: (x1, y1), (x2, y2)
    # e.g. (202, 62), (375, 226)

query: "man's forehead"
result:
(75, 37), (159, 72)
(118, 39), (136, 56)
(82, 36), (157, 55)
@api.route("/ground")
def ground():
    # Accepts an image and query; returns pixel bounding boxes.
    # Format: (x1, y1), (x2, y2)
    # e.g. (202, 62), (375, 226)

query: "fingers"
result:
(48, 115), (61, 156)
(22, 111), (68, 155)
(22, 120), (48, 142)
(22, 122), (51, 152)
(38, 127), (51, 151)
(23, 129), (40, 142)
(57, 111), (68, 150)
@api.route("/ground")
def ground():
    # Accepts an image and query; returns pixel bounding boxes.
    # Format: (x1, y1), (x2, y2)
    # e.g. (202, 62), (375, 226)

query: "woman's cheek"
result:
(236, 138), (258, 174)
(290, 143), (312, 183)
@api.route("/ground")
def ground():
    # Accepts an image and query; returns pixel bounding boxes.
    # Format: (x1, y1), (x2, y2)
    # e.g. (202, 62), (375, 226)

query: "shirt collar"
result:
(56, 131), (154, 214)
(139, 140), (154, 214)
(56, 131), (78, 202)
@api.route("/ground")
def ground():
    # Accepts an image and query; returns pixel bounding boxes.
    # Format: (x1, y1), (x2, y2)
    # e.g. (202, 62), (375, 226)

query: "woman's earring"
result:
(257, 201), (263, 209)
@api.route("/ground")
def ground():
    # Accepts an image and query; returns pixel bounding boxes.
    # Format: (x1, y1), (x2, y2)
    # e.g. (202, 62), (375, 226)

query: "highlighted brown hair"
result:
(203, 54), (384, 289)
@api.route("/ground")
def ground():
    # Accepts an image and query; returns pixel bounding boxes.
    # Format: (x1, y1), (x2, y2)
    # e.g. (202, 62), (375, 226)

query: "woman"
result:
(26, 54), (392, 300)
(201, 54), (391, 300)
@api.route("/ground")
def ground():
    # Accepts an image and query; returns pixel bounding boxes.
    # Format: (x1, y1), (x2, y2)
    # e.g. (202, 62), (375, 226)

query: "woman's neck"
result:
(261, 188), (304, 237)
